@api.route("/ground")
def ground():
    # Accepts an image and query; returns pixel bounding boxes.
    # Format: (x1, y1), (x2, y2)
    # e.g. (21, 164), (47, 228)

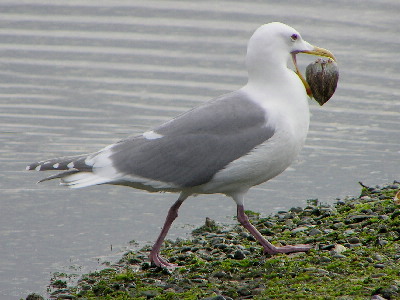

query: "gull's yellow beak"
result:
(292, 46), (336, 97)
(301, 46), (336, 62)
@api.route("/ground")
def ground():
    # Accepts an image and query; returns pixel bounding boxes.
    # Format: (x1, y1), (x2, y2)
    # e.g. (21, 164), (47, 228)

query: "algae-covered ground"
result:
(27, 182), (400, 300)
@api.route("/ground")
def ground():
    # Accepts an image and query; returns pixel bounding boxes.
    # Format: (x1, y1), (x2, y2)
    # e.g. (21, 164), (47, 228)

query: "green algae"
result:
(34, 182), (400, 300)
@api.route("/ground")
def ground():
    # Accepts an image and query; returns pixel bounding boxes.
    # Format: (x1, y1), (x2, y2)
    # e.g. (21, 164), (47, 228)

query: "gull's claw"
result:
(149, 252), (178, 269)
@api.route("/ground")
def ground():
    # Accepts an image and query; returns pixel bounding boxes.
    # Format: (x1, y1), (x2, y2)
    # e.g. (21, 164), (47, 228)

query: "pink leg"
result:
(149, 193), (188, 268)
(237, 204), (312, 254)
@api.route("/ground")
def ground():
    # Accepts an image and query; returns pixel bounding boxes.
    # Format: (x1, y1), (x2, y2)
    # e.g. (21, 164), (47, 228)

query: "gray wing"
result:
(110, 90), (275, 188)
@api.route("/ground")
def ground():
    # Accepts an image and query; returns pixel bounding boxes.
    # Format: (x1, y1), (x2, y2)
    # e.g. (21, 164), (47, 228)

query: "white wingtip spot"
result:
(35, 165), (41, 171)
(143, 130), (163, 140)
(67, 162), (74, 169)
(53, 163), (60, 169)
(26, 165), (31, 170)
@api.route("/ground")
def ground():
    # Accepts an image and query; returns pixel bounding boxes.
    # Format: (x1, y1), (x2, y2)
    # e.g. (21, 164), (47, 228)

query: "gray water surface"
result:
(1, 1), (399, 298)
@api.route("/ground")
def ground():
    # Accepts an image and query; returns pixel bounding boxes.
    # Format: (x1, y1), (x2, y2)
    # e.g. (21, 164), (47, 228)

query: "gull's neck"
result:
(245, 47), (292, 89)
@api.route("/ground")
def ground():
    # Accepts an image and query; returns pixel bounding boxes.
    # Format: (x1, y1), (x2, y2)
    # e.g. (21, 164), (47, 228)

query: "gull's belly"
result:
(195, 126), (306, 195)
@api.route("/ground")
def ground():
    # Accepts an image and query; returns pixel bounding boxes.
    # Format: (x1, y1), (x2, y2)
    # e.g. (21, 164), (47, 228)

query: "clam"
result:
(306, 58), (339, 105)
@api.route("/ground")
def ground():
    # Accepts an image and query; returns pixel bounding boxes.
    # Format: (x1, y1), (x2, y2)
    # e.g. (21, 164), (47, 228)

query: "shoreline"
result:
(27, 181), (400, 300)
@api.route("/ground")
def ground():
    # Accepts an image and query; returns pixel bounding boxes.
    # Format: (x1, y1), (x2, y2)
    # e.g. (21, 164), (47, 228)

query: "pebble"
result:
(373, 254), (384, 261)
(201, 296), (232, 300)
(304, 267), (330, 275)
(291, 226), (308, 234)
(308, 228), (322, 236)
(320, 244), (336, 251)
(214, 243), (229, 250)
(346, 243), (362, 248)
(211, 237), (225, 245)
(212, 271), (229, 279)
(290, 206), (303, 213)
(371, 295), (387, 300)
(348, 237), (360, 244)
(320, 256), (332, 263)
(379, 215), (389, 221)
(332, 222), (345, 229)
(238, 287), (252, 296)
(374, 264), (385, 269)
(371, 273), (387, 278)
(343, 229), (356, 235)
(378, 239), (388, 246)
(233, 249), (246, 260)
(285, 219), (294, 227)
(320, 207), (337, 216)
(26, 294), (45, 300)
(347, 215), (375, 223)
(52, 295), (75, 300)
(332, 244), (347, 254)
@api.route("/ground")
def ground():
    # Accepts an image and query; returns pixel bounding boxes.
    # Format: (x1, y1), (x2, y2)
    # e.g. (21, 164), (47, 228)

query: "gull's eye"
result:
(290, 33), (298, 42)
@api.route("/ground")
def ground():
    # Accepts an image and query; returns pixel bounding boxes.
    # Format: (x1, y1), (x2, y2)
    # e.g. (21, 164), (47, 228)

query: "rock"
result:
(348, 237), (360, 244)
(291, 226), (308, 234)
(373, 254), (384, 261)
(212, 271), (229, 279)
(306, 58), (339, 105)
(374, 264), (385, 269)
(346, 243), (362, 248)
(211, 237), (225, 245)
(343, 229), (356, 236)
(304, 267), (330, 276)
(331, 244), (347, 254)
(332, 222), (345, 229)
(371, 273), (387, 278)
(320, 257), (331, 263)
(378, 239), (389, 246)
(238, 287), (252, 296)
(214, 243), (229, 250)
(233, 249), (246, 260)
(141, 290), (159, 298)
(53, 295), (75, 300)
(320, 244), (336, 251)
(379, 215), (390, 221)
(26, 294), (45, 300)
(320, 207), (337, 216)
(289, 207), (303, 213)
(346, 215), (376, 223)
(371, 295), (387, 300)
(374, 286), (399, 299)
(201, 296), (231, 300)
(308, 228), (322, 236)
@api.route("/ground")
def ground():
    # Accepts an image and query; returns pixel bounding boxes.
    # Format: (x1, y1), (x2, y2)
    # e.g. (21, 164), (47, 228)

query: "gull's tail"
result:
(26, 154), (92, 172)
(26, 154), (97, 186)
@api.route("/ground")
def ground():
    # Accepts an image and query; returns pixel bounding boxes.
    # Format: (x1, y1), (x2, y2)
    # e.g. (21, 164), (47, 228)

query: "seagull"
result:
(26, 22), (336, 268)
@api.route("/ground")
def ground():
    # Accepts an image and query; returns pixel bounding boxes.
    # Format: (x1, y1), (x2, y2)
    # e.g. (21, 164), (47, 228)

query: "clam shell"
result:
(306, 58), (339, 105)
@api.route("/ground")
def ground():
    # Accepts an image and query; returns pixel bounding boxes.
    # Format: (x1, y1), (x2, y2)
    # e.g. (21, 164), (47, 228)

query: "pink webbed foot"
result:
(236, 203), (313, 257)
(149, 251), (178, 269)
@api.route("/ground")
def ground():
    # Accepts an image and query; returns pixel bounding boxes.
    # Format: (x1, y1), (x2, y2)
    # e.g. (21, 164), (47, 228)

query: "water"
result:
(1, 1), (399, 298)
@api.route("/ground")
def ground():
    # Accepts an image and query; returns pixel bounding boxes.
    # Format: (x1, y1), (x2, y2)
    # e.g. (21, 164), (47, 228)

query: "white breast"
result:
(197, 75), (310, 195)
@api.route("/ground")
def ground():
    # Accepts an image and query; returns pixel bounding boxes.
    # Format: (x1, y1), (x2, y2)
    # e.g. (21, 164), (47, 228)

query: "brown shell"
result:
(306, 58), (339, 106)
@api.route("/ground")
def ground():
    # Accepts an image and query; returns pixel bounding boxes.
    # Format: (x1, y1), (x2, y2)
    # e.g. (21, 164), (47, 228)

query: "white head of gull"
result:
(27, 22), (336, 268)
